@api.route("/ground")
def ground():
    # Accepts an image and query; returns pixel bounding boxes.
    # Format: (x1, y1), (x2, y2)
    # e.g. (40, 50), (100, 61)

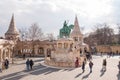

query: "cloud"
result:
(0, 0), (119, 37)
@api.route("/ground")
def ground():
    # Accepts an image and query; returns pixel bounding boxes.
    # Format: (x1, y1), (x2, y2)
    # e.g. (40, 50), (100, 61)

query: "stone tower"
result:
(5, 14), (19, 40)
(70, 16), (83, 44)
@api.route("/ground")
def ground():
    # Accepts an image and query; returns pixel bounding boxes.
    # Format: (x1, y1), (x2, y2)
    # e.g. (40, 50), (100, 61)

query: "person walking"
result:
(29, 59), (34, 70)
(26, 59), (30, 70)
(118, 61), (120, 73)
(23, 54), (26, 60)
(89, 60), (93, 73)
(4, 59), (9, 69)
(82, 60), (85, 73)
(102, 59), (107, 71)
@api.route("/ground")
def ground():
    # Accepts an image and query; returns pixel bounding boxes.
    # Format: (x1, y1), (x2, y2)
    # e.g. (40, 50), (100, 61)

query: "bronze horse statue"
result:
(59, 21), (74, 38)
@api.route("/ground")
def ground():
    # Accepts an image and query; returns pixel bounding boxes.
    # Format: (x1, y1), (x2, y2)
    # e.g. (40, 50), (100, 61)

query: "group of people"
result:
(81, 58), (107, 73)
(0, 58), (34, 72)
(100, 51), (120, 57)
(81, 60), (93, 73)
(26, 59), (34, 70)
(75, 57), (94, 73)
(81, 58), (120, 74)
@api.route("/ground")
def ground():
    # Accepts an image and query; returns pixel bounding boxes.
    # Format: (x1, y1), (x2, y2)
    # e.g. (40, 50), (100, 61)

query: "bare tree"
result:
(19, 28), (28, 41)
(117, 24), (120, 44)
(84, 23), (115, 46)
(46, 33), (55, 41)
(28, 23), (44, 41)
(27, 23), (44, 56)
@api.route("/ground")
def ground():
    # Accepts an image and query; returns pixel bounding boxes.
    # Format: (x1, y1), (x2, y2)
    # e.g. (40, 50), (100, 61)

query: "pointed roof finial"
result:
(70, 15), (82, 37)
(5, 14), (19, 36)
(12, 13), (14, 17)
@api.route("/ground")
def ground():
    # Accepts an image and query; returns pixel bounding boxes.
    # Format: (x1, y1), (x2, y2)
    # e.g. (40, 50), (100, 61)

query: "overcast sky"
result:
(0, 0), (120, 37)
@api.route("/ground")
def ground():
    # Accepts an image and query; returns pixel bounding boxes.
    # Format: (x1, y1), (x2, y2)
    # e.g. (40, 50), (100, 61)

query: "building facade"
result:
(0, 14), (19, 62)
(0, 15), (89, 62)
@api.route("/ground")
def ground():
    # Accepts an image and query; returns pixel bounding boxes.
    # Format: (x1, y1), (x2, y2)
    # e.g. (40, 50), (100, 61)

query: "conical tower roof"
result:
(70, 16), (82, 37)
(5, 14), (19, 35)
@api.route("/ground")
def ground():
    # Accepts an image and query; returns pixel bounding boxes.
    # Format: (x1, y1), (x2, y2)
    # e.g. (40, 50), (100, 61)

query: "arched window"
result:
(38, 47), (44, 54)
(80, 48), (82, 54)
(74, 37), (78, 41)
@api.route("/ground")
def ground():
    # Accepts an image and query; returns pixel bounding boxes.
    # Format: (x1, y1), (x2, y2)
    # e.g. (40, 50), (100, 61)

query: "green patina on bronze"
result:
(59, 20), (74, 38)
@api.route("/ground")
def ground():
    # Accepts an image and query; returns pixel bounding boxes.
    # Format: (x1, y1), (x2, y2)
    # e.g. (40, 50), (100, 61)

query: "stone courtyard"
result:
(0, 55), (120, 80)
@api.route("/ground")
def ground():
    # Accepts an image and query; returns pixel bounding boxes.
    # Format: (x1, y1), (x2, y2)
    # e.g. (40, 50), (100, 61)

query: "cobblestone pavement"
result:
(0, 56), (120, 80)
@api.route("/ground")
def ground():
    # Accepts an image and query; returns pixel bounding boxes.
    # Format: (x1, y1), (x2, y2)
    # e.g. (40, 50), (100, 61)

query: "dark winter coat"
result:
(103, 60), (107, 66)
(89, 61), (93, 68)
(82, 61), (85, 70)
(30, 60), (34, 66)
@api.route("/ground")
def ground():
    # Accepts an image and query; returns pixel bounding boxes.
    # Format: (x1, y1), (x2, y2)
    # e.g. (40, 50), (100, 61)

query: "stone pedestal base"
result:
(45, 57), (85, 68)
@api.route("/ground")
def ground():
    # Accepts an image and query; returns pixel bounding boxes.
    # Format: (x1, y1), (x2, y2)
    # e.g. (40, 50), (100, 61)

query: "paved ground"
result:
(0, 55), (120, 80)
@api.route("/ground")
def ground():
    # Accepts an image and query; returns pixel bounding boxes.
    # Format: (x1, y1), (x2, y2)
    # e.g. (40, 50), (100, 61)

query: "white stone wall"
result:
(51, 51), (80, 63)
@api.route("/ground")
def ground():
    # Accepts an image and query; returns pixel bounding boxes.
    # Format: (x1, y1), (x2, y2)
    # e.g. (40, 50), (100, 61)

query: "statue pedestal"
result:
(45, 38), (86, 68)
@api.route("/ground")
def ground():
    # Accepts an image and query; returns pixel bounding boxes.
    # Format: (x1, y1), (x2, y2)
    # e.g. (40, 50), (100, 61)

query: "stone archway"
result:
(80, 48), (82, 54)
(38, 47), (44, 54)
(47, 48), (51, 57)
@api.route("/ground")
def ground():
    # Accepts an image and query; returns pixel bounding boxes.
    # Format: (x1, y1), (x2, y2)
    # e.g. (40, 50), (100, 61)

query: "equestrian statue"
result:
(59, 20), (74, 38)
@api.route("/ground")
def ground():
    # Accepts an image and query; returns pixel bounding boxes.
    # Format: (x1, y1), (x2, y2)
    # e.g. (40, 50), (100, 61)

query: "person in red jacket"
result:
(75, 57), (79, 68)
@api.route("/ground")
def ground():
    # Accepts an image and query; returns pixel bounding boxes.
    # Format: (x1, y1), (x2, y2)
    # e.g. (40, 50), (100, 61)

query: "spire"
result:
(5, 14), (19, 35)
(5, 14), (19, 40)
(70, 16), (82, 37)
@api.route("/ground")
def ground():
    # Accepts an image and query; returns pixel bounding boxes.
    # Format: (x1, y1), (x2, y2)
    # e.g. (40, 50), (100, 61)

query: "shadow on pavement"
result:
(62, 69), (74, 71)
(100, 69), (106, 77)
(13, 58), (44, 66)
(75, 72), (84, 78)
(0, 64), (60, 80)
(82, 72), (91, 79)
(117, 72), (120, 80)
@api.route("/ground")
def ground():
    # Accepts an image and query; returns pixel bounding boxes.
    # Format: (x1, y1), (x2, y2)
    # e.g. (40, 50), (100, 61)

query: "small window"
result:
(64, 43), (68, 48)
(58, 43), (62, 48)
(74, 37), (78, 41)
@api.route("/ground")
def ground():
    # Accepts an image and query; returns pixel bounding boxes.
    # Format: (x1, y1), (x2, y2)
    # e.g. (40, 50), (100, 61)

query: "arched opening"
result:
(38, 47), (44, 54)
(47, 48), (51, 57)
(80, 48), (82, 54)
(84, 47), (87, 53)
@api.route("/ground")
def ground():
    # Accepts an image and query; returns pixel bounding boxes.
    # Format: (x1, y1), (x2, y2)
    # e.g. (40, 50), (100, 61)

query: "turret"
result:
(70, 16), (83, 44)
(5, 14), (19, 41)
